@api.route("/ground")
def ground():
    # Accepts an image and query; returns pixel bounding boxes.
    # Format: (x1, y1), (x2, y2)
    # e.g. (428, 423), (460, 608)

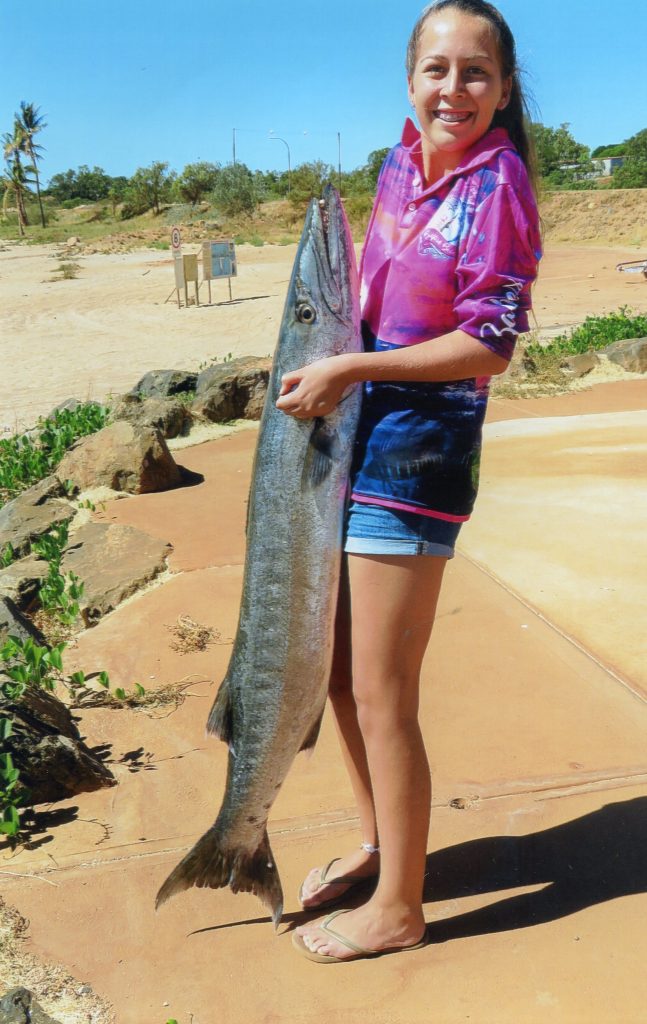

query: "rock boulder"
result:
(109, 394), (193, 439)
(0, 556), (49, 612)
(56, 420), (183, 494)
(0, 684), (116, 804)
(0, 595), (46, 646)
(129, 368), (198, 399)
(61, 521), (172, 624)
(0, 477), (74, 558)
(192, 356), (271, 422)
(604, 337), (647, 373)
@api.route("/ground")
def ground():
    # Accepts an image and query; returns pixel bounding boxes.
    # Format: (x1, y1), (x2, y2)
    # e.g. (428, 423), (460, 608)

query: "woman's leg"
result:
(299, 557), (380, 906)
(297, 552), (448, 955)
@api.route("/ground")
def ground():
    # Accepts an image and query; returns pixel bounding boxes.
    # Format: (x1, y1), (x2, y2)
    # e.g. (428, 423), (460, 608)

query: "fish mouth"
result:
(300, 184), (355, 319)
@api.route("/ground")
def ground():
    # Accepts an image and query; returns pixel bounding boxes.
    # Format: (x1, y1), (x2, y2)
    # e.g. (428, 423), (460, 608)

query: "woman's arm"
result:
(275, 329), (509, 419)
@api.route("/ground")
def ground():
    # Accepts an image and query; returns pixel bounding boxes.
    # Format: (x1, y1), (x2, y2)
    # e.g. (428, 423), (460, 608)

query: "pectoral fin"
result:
(302, 418), (339, 489)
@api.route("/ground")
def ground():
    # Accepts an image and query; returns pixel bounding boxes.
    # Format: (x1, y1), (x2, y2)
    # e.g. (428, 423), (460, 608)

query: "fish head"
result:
(279, 184), (361, 371)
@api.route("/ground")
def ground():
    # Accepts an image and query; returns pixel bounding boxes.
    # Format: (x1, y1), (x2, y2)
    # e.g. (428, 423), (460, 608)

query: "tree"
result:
(211, 163), (257, 216)
(530, 123), (592, 182)
(364, 147), (390, 190)
(122, 161), (175, 218)
(612, 129), (647, 188)
(15, 102), (47, 226)
(1, 157), (35, 235)
(288, 160), (334, 207)
(176, 161), (220, 206)
(2, 120), (34, 233)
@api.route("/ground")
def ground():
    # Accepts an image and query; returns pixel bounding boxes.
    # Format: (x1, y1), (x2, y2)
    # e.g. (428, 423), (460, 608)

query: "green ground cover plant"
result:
(0, 635), (146, 838)
(0, 402), (107, 506)
(32, 521), (84, 628)
(525, 307), (647, 360)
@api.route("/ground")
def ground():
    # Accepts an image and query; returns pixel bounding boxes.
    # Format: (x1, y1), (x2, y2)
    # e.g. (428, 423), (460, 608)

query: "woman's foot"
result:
(294, 900), (426, 961)
(299, 846), (380, 910)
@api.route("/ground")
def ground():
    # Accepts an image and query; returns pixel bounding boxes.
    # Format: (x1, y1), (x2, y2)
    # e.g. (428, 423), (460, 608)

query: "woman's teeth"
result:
(435, 111), (471, 123)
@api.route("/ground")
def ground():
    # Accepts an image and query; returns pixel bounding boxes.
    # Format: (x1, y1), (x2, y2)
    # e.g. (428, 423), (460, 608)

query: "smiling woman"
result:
(285, 0), (542, 966)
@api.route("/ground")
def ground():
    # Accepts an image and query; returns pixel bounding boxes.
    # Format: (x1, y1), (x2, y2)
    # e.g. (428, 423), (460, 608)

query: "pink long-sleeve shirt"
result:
(350, 120), (541, 521)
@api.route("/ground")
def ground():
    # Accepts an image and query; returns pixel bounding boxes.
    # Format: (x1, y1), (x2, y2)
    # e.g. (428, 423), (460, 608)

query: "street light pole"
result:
(269, 133), (291, 196)
(233, 128), (237, 166)
(337, 131), (342, 194)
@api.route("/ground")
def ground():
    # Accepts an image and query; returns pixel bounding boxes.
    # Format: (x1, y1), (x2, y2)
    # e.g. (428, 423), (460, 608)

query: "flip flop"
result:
(298, 859), (374, 911)
(292, 909), (428, 964)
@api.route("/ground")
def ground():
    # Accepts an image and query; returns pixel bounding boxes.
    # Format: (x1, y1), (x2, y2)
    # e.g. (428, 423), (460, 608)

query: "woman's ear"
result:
(497, 76), (512, 110)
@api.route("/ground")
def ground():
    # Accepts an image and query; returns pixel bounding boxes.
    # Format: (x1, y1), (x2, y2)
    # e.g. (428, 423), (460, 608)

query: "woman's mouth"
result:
(434, 110), (472, 124)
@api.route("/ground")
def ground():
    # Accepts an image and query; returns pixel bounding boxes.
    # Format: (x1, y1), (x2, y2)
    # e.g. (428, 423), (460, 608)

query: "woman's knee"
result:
(353, 674), (421, 732)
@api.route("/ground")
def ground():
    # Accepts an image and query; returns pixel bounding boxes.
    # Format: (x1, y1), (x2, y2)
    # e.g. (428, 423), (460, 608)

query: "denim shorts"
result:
(343, 500), (462, 557)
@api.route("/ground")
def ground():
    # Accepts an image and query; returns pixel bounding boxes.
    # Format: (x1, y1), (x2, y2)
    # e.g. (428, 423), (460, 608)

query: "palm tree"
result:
(15, 102), (47, 227)
(1, 157), (35, 236)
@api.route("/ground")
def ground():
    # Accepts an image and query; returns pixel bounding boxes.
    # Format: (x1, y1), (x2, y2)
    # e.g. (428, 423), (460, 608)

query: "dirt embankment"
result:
(541, 188), (647, 247)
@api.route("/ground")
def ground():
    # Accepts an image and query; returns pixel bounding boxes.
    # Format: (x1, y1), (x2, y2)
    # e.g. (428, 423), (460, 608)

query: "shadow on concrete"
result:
(14, 805), (79, 852)
(424, 796), (647, 940)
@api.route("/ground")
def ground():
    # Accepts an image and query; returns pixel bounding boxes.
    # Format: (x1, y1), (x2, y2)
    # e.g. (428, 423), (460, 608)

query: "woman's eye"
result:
(467, 66), (487, 76)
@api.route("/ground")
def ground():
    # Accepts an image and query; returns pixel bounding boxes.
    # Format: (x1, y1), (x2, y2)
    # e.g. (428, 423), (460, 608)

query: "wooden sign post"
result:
(183, 253), (199, 307)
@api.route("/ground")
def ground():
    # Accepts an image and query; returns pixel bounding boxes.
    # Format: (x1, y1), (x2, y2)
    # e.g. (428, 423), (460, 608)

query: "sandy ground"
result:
(2, 239), (647, 432)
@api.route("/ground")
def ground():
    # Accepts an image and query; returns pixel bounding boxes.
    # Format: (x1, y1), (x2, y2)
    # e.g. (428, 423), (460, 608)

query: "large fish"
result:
(156, 185), (362, 925)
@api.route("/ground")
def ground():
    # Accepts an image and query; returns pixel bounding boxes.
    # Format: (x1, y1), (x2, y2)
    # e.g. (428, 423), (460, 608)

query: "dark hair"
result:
(406, 0), (537, 192)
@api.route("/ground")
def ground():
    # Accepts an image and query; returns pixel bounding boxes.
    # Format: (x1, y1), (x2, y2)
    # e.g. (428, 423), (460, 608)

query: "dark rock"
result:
(46, 398), (105, 420)
(0, 596), (46, 645)
(0, 556), (49, 611)
(56, 421), (183, 494)
(0, 686), (116, 804)
(61, 521), (171, 624)
(0, 987), (63, 1024)
(561, 352), (600, 377)
(0, 477), (74, 558)
(109, 394), (193, 439)
(129, 368), (198, 399)
(193, 356), (271, 422)
(604, 336), (647, 373)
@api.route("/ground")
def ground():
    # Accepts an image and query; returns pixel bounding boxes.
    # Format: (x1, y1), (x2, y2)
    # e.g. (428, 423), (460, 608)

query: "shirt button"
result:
(408, 202), (416, 211)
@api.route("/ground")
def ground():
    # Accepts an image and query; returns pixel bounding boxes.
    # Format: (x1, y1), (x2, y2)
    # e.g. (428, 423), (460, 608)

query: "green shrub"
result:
(526, 307), (647, 360)
(0, 403), (108, 506)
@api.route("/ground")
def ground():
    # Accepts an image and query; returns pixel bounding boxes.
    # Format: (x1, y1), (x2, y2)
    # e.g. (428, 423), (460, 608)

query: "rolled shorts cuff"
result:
(344, 536), (456, 557)
(343, 500), (462, 558)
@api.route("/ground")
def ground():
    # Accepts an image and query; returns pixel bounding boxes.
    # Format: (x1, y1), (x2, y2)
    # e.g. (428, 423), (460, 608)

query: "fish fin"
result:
(206, 678), (233, 742)
(302, 418), (339, 490)
(299, 709), (325, 753)
(155, 827), (284, 927)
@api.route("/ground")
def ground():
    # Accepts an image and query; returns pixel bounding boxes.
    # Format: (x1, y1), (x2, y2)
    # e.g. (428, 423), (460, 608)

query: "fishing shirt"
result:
(351, 119), (541, 522)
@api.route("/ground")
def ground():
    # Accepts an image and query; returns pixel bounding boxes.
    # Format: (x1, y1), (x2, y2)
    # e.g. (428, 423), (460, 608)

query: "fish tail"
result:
(155, 827), (284, 926)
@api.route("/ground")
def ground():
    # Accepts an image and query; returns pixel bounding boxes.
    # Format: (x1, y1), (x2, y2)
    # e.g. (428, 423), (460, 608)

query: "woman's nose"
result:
(441, 66), (465, 98)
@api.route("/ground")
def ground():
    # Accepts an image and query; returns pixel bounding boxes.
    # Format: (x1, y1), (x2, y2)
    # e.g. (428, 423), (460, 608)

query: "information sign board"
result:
(210, 241), (237, 279)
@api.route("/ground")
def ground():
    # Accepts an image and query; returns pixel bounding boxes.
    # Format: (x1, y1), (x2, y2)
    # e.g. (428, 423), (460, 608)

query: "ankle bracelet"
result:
(360, 842), (380, 854)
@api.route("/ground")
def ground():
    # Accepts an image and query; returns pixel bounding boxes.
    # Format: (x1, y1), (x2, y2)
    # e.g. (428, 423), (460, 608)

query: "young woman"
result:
(277, 0), (541, 963)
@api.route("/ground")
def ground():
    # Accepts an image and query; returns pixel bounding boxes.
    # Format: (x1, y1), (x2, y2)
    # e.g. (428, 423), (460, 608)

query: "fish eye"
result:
(296, 302), (316, 324)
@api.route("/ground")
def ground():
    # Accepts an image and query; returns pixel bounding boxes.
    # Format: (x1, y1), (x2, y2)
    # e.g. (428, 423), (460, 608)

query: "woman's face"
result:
(407, 10), (511, 180)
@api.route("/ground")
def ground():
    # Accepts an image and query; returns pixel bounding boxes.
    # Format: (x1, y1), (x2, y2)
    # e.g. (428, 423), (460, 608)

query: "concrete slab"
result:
(461, 408), (647, 691)
(3, 380), (647, 1023)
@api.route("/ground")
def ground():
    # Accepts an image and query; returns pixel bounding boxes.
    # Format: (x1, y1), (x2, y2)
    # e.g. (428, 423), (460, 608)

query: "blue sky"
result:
(3, 0), (645, 184)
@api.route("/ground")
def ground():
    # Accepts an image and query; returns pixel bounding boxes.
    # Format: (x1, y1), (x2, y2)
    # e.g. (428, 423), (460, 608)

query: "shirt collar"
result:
(400, 117), (514, 190)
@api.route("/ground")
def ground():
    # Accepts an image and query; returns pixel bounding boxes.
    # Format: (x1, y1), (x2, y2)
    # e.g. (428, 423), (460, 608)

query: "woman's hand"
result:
(276, 355), (352, 419)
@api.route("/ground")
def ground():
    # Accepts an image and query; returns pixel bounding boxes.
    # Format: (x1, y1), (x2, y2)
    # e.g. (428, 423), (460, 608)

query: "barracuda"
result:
(156, 185), (362, 925)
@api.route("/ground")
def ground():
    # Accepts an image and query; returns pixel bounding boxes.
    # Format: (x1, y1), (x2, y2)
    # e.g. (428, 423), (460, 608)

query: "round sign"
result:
(170, 227), (181, 250)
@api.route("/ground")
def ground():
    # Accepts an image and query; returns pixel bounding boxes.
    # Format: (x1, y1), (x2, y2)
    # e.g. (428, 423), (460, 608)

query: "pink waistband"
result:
(351, 493), (470, 523)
